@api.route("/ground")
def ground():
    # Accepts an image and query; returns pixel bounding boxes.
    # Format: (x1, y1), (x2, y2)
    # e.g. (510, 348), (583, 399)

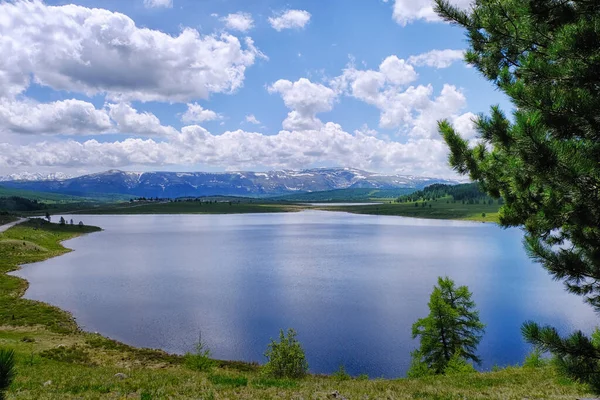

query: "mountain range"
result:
(0, 168), (459, 198)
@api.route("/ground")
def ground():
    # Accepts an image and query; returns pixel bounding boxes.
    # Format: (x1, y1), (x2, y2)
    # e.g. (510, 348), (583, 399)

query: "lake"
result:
(13, 211), (598, 378)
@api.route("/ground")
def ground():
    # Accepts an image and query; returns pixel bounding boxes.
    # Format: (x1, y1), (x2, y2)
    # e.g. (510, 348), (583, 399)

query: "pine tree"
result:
(434, 0), (600, 390)
(409, 277), (485, 375)
(0, 349), (15, 400)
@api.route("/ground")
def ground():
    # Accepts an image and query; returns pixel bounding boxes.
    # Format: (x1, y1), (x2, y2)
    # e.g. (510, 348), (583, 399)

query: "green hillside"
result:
(270, 188), (416, 202)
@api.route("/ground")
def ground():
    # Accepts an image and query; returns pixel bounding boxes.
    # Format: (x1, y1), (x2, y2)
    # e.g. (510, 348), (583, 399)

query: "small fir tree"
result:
(409, 277), (485, 376)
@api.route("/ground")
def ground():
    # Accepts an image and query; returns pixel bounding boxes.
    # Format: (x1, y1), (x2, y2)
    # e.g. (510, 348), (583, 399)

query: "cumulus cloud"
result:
(0, 0), (261, 102)
(0, 98), (112, 135)
(143, 0), (173, 9)
(269, 10), (312, 31)
(332, 56), (428, 129)
(0, 123), (458, 177)
(388, 0), (472, 26)
(408, 49), (465, 68)
(245, 114), (261, 125)
(181, 103), (220, 123)
(268, 78), (337, 131)
(107, 103), (178, 136)
(221, 12), (254, 32)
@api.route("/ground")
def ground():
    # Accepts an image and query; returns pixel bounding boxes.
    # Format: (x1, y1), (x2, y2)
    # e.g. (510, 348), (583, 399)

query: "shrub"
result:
(184, 339), (214, 372)
(523, 348), (548, 369)
(333, 365), (351, 381)
(263, 328), (308, 379)
(443, 354), (476, 375)
(0, 349), (16, 400)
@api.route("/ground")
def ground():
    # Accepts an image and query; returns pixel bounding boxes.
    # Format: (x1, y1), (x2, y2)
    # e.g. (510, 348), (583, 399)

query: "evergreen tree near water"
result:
(434, 0), (600, 390)
(409, 277), (484, 376)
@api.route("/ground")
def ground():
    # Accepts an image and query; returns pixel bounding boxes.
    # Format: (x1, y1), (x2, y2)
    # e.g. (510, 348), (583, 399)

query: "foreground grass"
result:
(320, 197), (501, 223)
(0, 221), (594, 399)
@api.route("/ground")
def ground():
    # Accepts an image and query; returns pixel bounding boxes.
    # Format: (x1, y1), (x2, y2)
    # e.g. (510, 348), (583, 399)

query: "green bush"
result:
(263, 328), (308, 379)
(523, 348), (548, 369)
(333, 365), (351, 381)
(0, 349), (16, 400)
(443, 354), (477, 375)
(184, 340), (214, 372)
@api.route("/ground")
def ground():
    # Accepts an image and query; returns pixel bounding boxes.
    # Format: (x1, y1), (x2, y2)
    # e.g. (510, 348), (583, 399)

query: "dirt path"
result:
(0, 217), (27, 233)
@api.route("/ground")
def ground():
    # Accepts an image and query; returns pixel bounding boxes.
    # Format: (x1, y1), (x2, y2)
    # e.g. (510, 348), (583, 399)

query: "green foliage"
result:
(0, 196), (46, 212)
(332, 365), (351, 381)
(184, 337), (214, 372)
(407, 350), (433, 379)
(263, 328), (308, 379)
(397, 183), (492, 204)
(40, 345), (92, 365)
(0, 349), (15, 400)
(435, 0), (600, 392)
(409, 277), (485, 376)
(522, 323), (600, 391)
(523, 348), (549, 369)
(443, 354), (477, 375)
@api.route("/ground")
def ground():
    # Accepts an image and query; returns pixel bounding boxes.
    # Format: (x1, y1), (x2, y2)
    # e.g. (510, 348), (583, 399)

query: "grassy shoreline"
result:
(0, 220), (594, 398)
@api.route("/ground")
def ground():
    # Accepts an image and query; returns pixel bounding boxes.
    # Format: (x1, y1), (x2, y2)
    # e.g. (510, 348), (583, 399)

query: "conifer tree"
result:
(409, 277), (485, 375)
(434, 0), (600, 390)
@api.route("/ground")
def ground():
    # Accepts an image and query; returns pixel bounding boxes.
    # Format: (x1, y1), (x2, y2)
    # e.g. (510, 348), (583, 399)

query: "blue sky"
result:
(0, 0), (510, 178)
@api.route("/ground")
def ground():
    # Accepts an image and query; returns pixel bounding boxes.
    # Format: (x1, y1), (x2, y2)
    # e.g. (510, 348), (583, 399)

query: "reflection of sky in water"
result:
(12, 211), (598, 377)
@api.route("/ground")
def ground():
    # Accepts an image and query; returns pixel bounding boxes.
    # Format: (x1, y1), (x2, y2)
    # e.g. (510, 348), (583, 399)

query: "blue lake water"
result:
(13, 211), (598, 377)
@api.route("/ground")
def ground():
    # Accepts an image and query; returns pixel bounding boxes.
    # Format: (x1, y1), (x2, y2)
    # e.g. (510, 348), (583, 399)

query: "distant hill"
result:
(397, 183), (502, 204)
(270, 188), (416, 202)
(0, 168), (459, 199)
(0, 186), (129, 203)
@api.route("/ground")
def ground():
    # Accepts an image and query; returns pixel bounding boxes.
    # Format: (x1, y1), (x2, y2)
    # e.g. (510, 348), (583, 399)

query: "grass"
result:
(0, 218), (595, 398)
(319, 196), (501, 223)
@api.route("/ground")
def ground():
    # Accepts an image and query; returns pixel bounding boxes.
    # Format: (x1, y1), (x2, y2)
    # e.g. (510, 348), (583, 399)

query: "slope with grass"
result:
(0, 221), (595, 398)
(320, 196), (501, 222)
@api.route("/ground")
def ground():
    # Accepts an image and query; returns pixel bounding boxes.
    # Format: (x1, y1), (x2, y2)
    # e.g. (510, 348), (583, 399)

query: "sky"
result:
(0, 0), (512, 178)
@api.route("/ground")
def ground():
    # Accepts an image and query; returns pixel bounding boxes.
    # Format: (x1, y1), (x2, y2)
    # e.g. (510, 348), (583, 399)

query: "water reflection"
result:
(12, 211), (597, 377)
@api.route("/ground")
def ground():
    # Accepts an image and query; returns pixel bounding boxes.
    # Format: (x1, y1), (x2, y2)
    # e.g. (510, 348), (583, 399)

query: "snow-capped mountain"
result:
(0, 172), (72, 182)
(0, 168), (459, 198)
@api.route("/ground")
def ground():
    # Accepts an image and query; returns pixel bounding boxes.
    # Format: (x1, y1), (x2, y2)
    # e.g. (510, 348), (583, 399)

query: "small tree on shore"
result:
(263, 329), (308, 379)
(59, 216), (66, 225)
(409, 277), (485, 376)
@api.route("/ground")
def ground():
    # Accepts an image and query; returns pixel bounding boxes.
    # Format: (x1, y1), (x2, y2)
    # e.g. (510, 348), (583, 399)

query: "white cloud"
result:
(269, 10), (311, 31)
(181, 103), (220, 123)
(0, 0), (261, 102)
(332, 56), (427, 129)
(0, 123), (458, 178)
(245, 114), (261, 125)
(107, 103), (178, 136)
(389, 0), (472, 26)
(408, 49), (465, 68)
(0, 98), (112, 135)
(221, 12), (254, 32)
(144, 0), (173, 9)
(268, 78), (337, 131)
